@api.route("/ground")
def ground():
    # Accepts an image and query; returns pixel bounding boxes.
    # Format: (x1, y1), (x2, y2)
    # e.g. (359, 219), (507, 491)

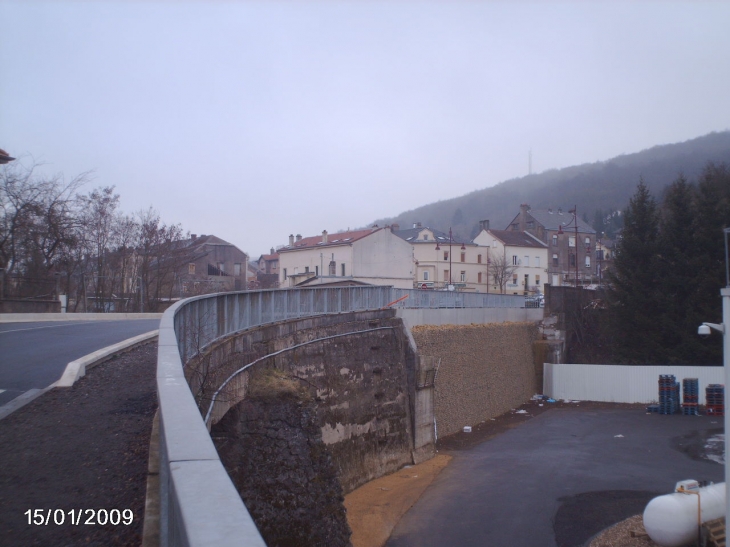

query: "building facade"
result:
(507, 204), (597, 287)
(393, 223), (487, 292)
(178, 234), (248, 296)
(472, 223), (548, 294)
(278, 227), (414, 289)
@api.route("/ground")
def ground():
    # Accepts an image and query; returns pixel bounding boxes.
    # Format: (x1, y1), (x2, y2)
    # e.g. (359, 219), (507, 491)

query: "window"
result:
(423, 271), (429, 281)
(329, 261), (336, 275)
(569, 254), (576, 267)
(527, 221), (535, 229)
(536, 275), (541, 285)
(341, 263), (346, 276)
(524, 256), (529, 267)
(234, 263), (241, 276)
(444, 269), (449, 281)
(585, 256), (591, 268)
(305, 266), (309, 273)
(478, 272), (483, 283)
(552, 235), (557, 246)
(585, 237), (590, 246)
(283, 268), (287, 279)
(293, 267), (298, 274)
(423, 234), (429, 240)
(477, 254), (482, 264)
(315, 266), (319, 276)
(460, 252), (465, 262)
(218, 262), (225, 273)
(535, 257), (540, 267)
(492, 239), (497, 248)
(552, 254), (558, 266)
(512, 255), (518, 266)
(444, 251), (449, 260)
(460, 271), (466, 282)
(511, 224), (519, 231)
(568, 236), (576, 248)
(512, 274), (518, 285)
(188, 263), (195, 275)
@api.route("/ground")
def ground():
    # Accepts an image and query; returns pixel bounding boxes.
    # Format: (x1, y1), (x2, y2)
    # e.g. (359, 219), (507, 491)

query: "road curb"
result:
(0, 330), (159, 421)
(0, 313), (163, 323)
(56, 330), (159, 387)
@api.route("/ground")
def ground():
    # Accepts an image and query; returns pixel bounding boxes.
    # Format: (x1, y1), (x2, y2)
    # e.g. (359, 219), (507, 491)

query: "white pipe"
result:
(643, 482), (725, 547)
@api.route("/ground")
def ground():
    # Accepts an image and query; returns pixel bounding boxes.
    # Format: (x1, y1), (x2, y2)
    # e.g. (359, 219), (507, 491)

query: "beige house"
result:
(472, 222), (548, 295)
(393, 224), (487, 291)
(278, 227), (414, 289)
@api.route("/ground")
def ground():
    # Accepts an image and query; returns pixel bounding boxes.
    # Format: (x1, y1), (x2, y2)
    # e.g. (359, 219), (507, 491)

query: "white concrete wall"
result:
(543, 363), (724, 404)
(397, 307), (544, 326)
(352, 229), (413, 288)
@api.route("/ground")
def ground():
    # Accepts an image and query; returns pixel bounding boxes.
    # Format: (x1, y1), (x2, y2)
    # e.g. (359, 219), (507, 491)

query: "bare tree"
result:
(486, 251), (518, 294)
(0, 161), (88, 298)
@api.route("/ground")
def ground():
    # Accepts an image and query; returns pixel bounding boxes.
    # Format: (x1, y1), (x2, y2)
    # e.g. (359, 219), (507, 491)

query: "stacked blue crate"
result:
(658, 374), (679, 415)
(682, 378), (699, 415)
(706, 384), (725, 416)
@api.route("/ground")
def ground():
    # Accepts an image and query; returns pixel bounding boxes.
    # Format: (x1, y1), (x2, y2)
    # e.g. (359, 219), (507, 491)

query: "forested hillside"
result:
(373, 131), (730, 240)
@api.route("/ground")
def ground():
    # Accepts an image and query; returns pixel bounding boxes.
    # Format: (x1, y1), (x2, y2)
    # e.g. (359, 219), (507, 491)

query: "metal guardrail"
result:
(158, 285), (528, 547)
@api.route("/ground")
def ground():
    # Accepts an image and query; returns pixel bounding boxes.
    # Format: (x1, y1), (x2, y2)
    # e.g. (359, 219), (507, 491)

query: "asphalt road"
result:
(0, 319), (160, 406)
(386, 407), (725, 547)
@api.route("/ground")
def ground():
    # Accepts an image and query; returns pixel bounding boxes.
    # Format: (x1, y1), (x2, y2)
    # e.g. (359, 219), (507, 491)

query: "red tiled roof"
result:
(279, 228), (379, 252)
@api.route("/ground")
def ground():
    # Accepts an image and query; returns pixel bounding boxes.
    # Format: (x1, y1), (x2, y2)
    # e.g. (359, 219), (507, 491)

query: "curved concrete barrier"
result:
(156, 286), (533, 547)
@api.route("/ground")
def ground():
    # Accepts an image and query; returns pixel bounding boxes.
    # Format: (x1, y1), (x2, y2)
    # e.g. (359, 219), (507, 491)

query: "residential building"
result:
(278, 227), (413, 289)
(506, 204), (597, 287)
(255, 248), (280, 289)
(472, 221), (548, 294)
(393, 223), (485, 291)
(178, 234), (248, 296)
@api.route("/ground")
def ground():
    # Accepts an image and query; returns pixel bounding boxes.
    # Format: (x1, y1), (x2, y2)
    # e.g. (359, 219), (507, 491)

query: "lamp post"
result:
(698, 227), (730, 530)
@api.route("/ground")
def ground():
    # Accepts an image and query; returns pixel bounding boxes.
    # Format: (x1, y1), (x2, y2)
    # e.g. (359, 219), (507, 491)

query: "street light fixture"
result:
(697, 227), (730, 530)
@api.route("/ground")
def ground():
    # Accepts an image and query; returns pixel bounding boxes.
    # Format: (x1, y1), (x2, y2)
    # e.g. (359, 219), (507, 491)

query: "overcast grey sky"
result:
(2, 1), (729, 257)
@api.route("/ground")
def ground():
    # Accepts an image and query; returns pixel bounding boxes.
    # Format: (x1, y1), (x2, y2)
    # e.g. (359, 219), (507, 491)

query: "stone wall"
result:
(411, 322), (539, 438)
(192, 309), (426, 494)
(212, 376), (352, 547)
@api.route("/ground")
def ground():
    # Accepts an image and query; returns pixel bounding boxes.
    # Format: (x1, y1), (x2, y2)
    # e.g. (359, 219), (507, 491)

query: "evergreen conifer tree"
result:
(606, 180), (664, 363)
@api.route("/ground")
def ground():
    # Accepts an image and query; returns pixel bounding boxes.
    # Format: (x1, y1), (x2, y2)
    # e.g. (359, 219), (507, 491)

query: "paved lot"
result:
(0, 320), (159, 405)
(386, 406), (725, 547)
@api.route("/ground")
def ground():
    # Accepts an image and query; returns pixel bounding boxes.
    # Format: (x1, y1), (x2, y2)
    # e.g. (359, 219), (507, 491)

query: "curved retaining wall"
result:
(157, 287), (396, 547)
(156, 286), (533, 547)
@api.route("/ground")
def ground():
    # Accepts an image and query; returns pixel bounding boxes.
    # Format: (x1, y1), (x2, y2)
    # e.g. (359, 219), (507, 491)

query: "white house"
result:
(393, 223), (487, 291)
(277, 227), (414, 289)
(473, 222), (548, 295)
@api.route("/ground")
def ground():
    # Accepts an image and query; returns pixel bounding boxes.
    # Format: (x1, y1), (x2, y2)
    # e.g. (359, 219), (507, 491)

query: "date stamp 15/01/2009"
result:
(24, 509), (133, 526)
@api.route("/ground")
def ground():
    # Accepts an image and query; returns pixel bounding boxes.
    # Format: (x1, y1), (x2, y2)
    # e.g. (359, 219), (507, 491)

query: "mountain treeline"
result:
(572, 163), (730, 365)
(374, 131), (730, 240)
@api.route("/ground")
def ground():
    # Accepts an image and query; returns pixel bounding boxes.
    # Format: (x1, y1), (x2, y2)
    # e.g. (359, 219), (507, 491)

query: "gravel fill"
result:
(0, 342), (158, 546)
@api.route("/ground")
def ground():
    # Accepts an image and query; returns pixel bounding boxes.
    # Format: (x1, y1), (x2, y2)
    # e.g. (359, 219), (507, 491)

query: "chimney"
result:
(479, 220), (489, 232)
(520, 203), (530, 214)
(417, 222), (422, 228)
(296, 234), (302, 242)
(391, 223), (400, 233)
(322, 230), (328, 244)
(270, 247), (274, 255)
(289, 234), (294, 246)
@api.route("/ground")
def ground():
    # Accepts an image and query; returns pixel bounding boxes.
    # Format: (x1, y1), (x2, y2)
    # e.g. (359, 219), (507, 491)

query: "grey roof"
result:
(490, 230), (548, 248)
(394, 226), (459, 244)
(511, 209), (596, 234)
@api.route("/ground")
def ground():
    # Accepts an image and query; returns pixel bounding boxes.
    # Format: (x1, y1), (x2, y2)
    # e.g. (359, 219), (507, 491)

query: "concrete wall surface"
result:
(411, 322), (539, 438)
(544, 363), (724, 404)
(0, 312), (163, 323)
(397, 307), (543, 327)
